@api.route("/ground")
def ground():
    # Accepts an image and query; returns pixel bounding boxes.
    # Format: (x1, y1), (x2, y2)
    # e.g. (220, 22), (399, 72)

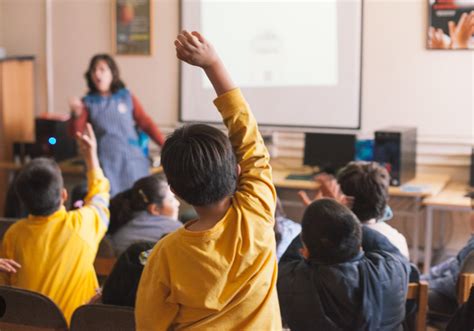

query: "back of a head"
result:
(108, 176), (169, 235)
(101, 241), (155, 307)
(337, 161), (390, 222)
(302, 199), (362, 264)
(15, 158), (63, 216)
(161, 124), (237, 206)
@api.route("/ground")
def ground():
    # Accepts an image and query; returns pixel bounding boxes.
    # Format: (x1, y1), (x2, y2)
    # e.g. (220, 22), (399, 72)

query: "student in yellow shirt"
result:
(0, 123), (110, 323)
(135, 31), (281, 330)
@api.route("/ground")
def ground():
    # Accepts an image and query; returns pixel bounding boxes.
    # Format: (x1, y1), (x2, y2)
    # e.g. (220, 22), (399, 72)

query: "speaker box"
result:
(374, 127), (417, 186)
(33, 117), (77, 162)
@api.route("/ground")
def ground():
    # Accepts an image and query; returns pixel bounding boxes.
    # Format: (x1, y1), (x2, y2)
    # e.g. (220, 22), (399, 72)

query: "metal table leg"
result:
(423, 205), (434, 274)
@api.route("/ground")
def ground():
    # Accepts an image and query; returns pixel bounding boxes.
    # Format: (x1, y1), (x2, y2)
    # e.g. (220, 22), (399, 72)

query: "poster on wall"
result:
(113, 0), (153, 55)
(428, 0), (474, 49)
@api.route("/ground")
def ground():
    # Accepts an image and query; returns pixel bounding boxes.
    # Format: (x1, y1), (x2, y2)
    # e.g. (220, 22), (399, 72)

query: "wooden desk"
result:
(273, 168), (450, 264)
(0, 160), (162, 176)
(422, 182), (472, 273)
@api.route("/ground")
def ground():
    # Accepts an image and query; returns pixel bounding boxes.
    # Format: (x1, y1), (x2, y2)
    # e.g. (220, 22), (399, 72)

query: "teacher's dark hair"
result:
(85, 54), (125, 94)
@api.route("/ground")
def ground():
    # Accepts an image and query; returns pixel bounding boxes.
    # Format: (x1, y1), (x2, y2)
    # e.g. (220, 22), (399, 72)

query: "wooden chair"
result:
(458, 273), (474, 304)
(406, 281), (429, 331)
(94, 237), (117, 281)
(94, 257), (117, 278)
(70, 304), (135, 331)
(0, 285), (68, 331)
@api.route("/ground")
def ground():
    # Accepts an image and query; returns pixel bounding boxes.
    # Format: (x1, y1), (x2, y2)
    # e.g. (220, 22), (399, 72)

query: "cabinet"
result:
(0, 56), (36, 214)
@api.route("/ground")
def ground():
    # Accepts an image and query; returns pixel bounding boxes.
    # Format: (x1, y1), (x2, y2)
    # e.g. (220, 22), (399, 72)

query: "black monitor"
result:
(303, 133), (356, 174)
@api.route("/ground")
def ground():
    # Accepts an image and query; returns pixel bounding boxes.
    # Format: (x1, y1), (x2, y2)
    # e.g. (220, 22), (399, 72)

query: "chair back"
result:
(0, 285), (68, 331)
(458, 273), (474, 304)
(406, 281), (428, 331)
(70, 304), (135, 331)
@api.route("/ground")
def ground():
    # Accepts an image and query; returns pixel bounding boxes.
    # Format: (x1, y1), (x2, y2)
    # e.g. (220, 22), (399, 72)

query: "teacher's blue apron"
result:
(83, 88), (150, 196)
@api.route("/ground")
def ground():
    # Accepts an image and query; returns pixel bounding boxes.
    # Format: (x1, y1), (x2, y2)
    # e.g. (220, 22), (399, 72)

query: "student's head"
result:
(337, 161), (390, 223)
(102, 241), (155, 307)
(301, 199), (362, 264)
(160, 124), (238, 207)
(85, 54), (125, 95)
(108, 176), (179, 235)
(15, 158), (66, 216)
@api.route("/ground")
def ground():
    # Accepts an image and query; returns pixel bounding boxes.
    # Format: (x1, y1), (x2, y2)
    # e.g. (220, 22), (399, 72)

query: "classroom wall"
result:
(1, 0), (471, 162)
(0, 0), (472, 255)
(0, 0), (179, 125)
(1, 0), (47, 115)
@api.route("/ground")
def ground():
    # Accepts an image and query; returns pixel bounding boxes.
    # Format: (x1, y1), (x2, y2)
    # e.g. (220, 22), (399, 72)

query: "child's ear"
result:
(147, 203), (161, 216)
(61, 188), (68, 205)
(236, 164), (241, 177)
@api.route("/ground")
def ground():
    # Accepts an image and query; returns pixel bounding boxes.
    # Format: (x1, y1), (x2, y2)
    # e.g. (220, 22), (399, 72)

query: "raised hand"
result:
(175, 30), (235, 96)
(175, 30), (219, 68)
(76, 123), (99, 170)
(428, 26), (450, 49)
(449, 11), (474, 49)
(69, 97), (84, 117)
(298, 174), (354, 208)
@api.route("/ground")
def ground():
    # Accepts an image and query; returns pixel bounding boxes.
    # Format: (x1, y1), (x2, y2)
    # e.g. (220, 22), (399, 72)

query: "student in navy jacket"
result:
(278, 199), (411, 331)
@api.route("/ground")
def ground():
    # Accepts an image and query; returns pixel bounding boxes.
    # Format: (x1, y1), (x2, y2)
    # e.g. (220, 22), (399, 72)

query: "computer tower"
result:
(374, 127), (417, 186)
(33, 117), (77, 162)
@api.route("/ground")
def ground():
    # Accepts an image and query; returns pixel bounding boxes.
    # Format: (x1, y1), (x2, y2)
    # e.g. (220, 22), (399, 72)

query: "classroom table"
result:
(272, 164), (451, 265)
(0, 159), (162, 175)
(422, 182), (473, 274)
(387, 174), (451, 264)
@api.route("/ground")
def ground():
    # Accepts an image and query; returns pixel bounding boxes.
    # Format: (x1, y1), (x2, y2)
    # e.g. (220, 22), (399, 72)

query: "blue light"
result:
(48, 137), (57, 145)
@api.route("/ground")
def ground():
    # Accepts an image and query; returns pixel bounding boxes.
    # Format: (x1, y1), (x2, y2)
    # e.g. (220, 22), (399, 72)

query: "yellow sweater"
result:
(136, 89), (281, 330)
(0, 168), (110, 323)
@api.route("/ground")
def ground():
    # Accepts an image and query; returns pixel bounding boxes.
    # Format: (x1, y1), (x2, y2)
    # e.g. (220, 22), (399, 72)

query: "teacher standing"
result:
(70, 54), (165, 196)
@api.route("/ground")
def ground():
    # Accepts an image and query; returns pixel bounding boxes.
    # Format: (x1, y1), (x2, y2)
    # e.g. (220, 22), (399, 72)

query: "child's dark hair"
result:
(102, 241), (155, 307)
(337, 161), (390, 222)
(85, 54), (125, 94)
(15, 158), (64, 216)
(108, 176), (169, 235)
(160, 124), (237, 206)
(301, 199), (361, 264)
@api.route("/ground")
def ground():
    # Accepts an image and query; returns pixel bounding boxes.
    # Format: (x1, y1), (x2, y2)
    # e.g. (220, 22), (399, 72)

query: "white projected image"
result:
(201, 0), (338, 88)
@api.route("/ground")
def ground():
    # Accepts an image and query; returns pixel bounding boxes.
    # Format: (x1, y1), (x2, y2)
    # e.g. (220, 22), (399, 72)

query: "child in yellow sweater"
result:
(135, 31), (281, 330)
(0, 123), (110, 323)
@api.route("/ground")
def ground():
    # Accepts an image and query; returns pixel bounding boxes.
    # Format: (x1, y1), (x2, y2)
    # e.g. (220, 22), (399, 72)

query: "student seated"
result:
(422, 212), (474, 320)
(100, 241), (155, 307)
(135, 31), (281, 330)
(108, 175), (181, 255)
(0, 124), (110, 323)
(300, 161), (409, 259)
(275, 198), (301, 262)
(278, 199), (410, 331)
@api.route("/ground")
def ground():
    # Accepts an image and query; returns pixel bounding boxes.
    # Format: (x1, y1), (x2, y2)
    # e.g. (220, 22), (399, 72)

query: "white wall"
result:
(363, 0), (473, 141)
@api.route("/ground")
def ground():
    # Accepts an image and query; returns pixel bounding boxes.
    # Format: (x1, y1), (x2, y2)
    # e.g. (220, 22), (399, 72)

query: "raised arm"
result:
(132, 94), (166, 146)
(69, 97), (89, 135)
(72, 123), (110, 246)
(175, 31), (276, 220)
